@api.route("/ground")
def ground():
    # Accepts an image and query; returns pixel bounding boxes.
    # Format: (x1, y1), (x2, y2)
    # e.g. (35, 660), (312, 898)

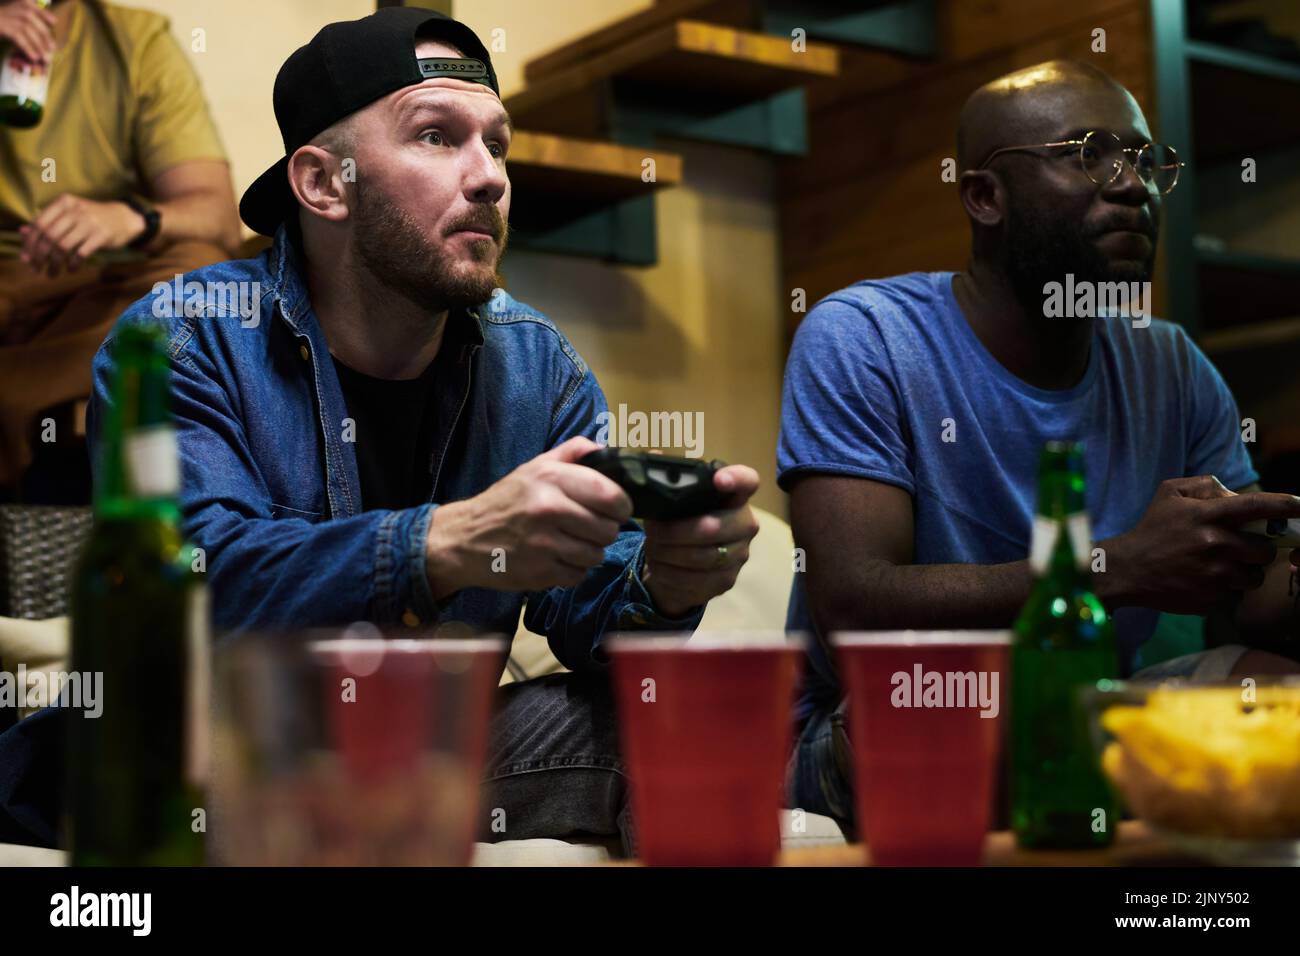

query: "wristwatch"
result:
(122, 196), (161, 250)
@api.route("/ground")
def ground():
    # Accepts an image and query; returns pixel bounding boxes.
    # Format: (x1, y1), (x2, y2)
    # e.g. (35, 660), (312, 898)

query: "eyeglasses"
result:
(978, 129), (1184, 195)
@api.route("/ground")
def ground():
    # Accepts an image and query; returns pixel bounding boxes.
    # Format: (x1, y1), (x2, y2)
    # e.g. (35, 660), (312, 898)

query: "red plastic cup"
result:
(834, 631), (1010, 866)
(312, 637), (501, 785)
(212, 630), (504, 866)
(608, 634), (801, 866)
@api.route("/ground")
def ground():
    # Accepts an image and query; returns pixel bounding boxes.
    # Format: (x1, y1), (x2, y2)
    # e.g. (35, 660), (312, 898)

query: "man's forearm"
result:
(193, 503), (439, 633)
(808, 558), (1034, 634)
(150, 191), (241, 255)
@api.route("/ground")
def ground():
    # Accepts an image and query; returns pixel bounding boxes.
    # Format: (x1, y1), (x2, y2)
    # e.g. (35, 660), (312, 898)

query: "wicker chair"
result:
(0, 505), (537, 677)
(0, 505), (92, 736)
(0, 505), (94, 621)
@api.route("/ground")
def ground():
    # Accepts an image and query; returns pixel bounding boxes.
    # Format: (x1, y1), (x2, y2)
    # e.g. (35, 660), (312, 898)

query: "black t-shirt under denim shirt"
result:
(331, 352), (442, 511)
(329, 309), (479, 511)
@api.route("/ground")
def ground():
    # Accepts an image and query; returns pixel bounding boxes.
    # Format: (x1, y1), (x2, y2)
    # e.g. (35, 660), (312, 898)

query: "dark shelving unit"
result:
(1152, 1), (1300, 339)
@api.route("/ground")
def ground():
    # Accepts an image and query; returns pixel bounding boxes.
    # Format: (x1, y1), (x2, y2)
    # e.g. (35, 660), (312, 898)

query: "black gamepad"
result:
(1242, 517), (1300, 547)
(578, 448), (727, 520)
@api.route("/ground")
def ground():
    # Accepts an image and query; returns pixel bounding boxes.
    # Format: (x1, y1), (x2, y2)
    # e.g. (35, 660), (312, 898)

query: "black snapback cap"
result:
(239, 7), (500, 237)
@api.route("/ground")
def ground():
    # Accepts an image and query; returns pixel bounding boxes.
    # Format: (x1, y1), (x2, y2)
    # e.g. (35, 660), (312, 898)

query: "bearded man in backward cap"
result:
(83, 7), (763, 854)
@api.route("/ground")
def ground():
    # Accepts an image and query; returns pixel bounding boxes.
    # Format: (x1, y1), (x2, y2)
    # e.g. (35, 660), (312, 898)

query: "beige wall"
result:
(126, 0), (789, 515)
(454, 0), (788, 515)
(126, 0), (375, 210)
(494, 143), (786, 516)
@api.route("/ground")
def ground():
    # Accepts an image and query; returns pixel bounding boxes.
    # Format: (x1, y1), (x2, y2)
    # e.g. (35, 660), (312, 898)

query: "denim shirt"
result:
(87, 228), (702, 670)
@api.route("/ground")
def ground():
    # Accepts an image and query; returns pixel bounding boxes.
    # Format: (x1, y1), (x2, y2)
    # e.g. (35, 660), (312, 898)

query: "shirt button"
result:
(299, 344), (309, 361)
(402, 608), (420, 628)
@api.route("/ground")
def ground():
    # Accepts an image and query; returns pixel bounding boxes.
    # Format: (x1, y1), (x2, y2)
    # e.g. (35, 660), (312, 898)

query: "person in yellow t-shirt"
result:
(0, 0), (239, 496)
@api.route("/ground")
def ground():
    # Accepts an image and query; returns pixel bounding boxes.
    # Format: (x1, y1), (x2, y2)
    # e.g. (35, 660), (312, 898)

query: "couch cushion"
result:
(469, 810), (845, 865)
(7, 809), (847, 867)
(0, 616), (69, 720)
(471, 838), (614, 866)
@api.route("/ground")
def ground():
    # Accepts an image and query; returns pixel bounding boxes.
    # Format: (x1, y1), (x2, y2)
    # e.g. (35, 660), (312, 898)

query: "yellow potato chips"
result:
(1100, 686), (1300, 839)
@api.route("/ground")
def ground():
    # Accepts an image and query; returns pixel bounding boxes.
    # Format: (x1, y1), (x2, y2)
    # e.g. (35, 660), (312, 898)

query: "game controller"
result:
(578, 448), (727, 520)
(1242, 517), (1300, 548)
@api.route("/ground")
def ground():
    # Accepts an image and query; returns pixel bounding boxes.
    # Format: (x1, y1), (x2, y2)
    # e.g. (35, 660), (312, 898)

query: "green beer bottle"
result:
(0, 0), (53, 128)
(1010, 441), (1117, 848)
(67, 322), (208, 865)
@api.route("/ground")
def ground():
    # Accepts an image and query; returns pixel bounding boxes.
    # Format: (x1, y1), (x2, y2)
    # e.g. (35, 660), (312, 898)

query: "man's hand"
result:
(639, 465), (761, 618)
(425, 436), (632, 598)
(0, 0), (56, 65)
(19, 195), (144, 276)
(1099, 476), (1300, 614)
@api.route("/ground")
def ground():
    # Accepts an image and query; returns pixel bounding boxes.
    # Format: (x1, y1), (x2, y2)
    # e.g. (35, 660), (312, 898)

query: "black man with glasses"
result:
(778, 60), (1300, 834)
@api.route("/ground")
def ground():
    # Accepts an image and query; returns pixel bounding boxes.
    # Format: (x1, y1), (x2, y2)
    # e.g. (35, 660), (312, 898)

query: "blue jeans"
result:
(477, 671), (634, 854)
(786, 696), (856, 838)
(1127, 644), (1248, 682)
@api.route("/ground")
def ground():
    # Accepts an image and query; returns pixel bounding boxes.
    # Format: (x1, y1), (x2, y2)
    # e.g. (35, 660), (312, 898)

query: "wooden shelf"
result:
(1200, 314), (1300, 355)
(524, 0), (752, 81)
(1198, 247), (1300, 272)
(1197, 248), (1300, 329)
(1185, 39), (1300, 85)
(506, 19), (839, 143)
(504, 131), (683, 266)
(524, 0), (933, 84)
(501, 1), (938, 263)
(507, 130), (682, 205)
(1189, 47), (1300, 164)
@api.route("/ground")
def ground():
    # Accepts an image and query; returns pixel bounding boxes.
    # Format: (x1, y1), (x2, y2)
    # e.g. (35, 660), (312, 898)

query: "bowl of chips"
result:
(1081, 678), (1300, 863)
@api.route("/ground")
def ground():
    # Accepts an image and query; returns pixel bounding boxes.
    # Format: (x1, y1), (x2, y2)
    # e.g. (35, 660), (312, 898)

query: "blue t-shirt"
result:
(778, 271), (1258, 721)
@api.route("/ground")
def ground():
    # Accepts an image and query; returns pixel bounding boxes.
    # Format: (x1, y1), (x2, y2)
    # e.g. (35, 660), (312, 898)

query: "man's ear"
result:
(287, 145), (351, 226)
(958, 169), (1005, 228)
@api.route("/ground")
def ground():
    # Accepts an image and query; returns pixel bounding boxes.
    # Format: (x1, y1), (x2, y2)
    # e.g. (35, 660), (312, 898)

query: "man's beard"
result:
(352, 180), (509, 313)
(1002, 196), (1156, 323)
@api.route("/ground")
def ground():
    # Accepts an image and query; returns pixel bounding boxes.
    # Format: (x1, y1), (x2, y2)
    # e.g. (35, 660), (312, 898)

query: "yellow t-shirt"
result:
(0, 0), (227, 229)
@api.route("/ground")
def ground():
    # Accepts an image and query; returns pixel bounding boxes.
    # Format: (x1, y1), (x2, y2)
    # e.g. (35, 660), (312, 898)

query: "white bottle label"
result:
(1067, 513), (1093, 572)
(1029, 513), (1093, 575)
(125, 425), (179, 497)
(0, 50), (49, 107)
(186, 583), (211, 789)
(1029, 517), (1058, 575)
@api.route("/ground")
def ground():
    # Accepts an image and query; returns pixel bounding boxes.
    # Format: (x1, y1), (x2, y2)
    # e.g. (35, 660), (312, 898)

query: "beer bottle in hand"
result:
(0, 0), (54, 128)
